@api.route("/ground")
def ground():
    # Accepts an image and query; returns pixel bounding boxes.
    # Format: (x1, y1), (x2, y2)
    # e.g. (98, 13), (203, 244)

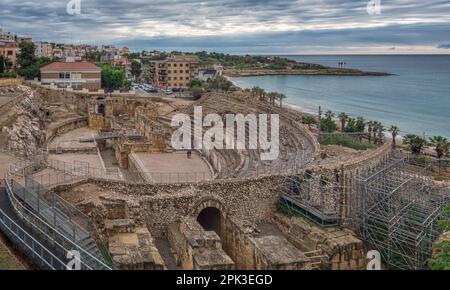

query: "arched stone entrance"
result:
(192, 198), (227, 239)
(197, 207), (222, 236)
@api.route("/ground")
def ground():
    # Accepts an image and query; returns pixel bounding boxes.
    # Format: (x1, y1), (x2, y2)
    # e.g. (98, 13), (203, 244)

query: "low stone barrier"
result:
(0, 78), (22, 87)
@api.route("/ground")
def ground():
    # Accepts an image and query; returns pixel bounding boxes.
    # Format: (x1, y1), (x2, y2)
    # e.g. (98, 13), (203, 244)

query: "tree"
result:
(302, 116), (316, 130)
(99, 64), (125, 93)
(15, 41), (52, 79)
(377, 123), (385, 144)
(389, 126), (400, 149)
(367, 121), (375, 143)
(428, 136), (449, 159)
(0, 55), (5, 73)
(191, 86), (204, 100)
(189, 79), (203, 88)
(372, 121), (381, 144)
(320, 118), (337, 133)
(17, 41), (36, 68)
(278, 93), (287, 108)
(403, 134), (427, 154)
(355, 117), (366, 133)
(130, 60), (142, 80)
(324, 110), (334, 120)
(268, 92), (278, 106)
(338, 112), (349, 132)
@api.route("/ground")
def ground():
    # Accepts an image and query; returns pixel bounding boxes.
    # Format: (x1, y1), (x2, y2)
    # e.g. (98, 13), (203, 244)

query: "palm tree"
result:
(338, 112), (349, 132)
(372, 122), (380, 144)
(378, 124), (385, 144)
(251, 86), (260, 98)
(302, 116), (316, 130)
(268, 92), (278, 106)
(259, 88), (266, 102)
(403, 134), (427, 154)
(428, 136), (450, 159)
(324, 110), (334, 120)
(278, 93), (287, 108)
(389, 125), (400, 149)
(367, 121), (374, 143)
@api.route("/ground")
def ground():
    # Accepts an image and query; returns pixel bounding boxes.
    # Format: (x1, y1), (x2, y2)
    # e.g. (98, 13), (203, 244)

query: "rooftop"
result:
(40, 61), (101, 71)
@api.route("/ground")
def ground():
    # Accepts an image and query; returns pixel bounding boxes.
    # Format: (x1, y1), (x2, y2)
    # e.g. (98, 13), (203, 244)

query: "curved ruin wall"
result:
(53, 175), (284, 238)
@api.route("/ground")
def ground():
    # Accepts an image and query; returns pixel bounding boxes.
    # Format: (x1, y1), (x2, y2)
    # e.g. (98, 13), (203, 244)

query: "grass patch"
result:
(97, 242), (113, 268)
(0, 241), (24, 270)
(277, 200), (307, 219)
(0, 73), (17, 78)
(321, 134), (376, 150)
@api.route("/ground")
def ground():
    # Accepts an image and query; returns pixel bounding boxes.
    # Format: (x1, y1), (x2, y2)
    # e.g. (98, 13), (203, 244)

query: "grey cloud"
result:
(0, 0), (449, 53)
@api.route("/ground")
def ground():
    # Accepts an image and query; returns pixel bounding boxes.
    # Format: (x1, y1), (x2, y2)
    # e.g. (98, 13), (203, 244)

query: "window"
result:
(174, 63), (177, 67)
(65, 73), (70, 79)
(59, 73), (65, 79)
(180, 63), (183, 67)
(168, 70), (171, 74)
(174, 70), (177, 73)
(174, 77), (177, 80)
(168, 64), (171, 67)
(186, 70), (189, 73)
(180, 77), (183, 80)
(168, 77), (171, 80)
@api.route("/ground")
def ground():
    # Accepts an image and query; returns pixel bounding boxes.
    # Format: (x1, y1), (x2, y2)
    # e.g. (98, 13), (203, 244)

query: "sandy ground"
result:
(0, 97), (14, 107)
(49, 127), (97, 150)
(132, 151), (212, 182)
(49, 153), (103, 169)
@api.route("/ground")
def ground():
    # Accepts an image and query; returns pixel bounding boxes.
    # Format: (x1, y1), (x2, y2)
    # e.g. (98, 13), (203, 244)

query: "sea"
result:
(230, 55), (450, 138)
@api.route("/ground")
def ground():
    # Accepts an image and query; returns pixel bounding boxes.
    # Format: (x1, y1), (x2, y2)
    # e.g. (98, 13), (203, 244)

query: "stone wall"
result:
(167, 217), (234, 270)
(45, 117), (88, 145)
(0, 78), (22, 87)
(221, 217), (312, 270)
(273, 213), (366, 270)
(53, 175), (283, 238)
(106, 219), (165, 270)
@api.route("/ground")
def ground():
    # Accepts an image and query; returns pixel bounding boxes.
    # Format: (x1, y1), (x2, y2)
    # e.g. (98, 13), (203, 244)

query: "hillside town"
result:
(0, 24), (449, 273)
(0, 27), (226, 95)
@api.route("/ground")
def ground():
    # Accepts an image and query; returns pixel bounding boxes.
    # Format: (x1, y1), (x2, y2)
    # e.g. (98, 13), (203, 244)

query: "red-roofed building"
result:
(40, 61), (102, 91)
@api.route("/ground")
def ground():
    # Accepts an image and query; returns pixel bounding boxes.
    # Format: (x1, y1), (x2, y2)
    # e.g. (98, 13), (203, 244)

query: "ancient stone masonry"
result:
(168, 217), (234, 270)
(3, 86), (46, 157)
(272, 213), (366, 270)
(106, 219), (165, 270)
(53, 175), (283, 238)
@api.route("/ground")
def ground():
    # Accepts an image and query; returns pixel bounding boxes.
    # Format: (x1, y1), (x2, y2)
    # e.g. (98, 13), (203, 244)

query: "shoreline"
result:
(227, 77), (423, 143)
(224, 68), (393, 77)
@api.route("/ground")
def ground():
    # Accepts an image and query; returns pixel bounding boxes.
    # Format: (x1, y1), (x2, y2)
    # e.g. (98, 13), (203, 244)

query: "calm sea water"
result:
(230, 55), (450, 138)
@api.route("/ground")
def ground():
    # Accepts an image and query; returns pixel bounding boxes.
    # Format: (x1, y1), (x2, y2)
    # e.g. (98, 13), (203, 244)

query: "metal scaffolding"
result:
(279, 171), (342, 227)
(354, 152), (449, 269)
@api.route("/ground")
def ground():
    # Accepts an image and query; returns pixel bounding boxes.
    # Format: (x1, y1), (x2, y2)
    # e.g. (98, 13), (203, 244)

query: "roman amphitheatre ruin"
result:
(0, 80), (448, 270)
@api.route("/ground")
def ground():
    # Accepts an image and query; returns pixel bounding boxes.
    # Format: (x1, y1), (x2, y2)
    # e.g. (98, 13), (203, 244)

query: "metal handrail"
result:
(4, 178), (111, 270)
(0, 206), (67, 270)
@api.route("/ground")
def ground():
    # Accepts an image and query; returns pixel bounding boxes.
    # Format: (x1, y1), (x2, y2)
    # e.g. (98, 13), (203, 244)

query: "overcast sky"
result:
(1, 0), (450, 54)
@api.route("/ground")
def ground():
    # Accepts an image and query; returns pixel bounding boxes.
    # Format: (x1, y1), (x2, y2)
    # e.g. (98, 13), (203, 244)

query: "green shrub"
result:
(321, 134), (376, 150)
(0, 72), (17, 78)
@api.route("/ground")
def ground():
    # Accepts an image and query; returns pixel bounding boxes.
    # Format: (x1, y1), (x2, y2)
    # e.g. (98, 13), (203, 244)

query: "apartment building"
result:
(0, 42), (20, 69)
(35, 42), (53, 58)
(150, 55), (199, 89)
(40, 61), (102, 91)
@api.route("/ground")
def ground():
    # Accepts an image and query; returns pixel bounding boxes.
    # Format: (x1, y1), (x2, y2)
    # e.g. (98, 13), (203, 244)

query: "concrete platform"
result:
(49, 127), (97, 152)
(130, 152), (212, 183)
(48, 153), (103, 170)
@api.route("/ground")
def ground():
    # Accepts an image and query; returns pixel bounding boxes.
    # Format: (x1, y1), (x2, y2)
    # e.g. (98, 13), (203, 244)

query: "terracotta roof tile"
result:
(40, 61), (101, 71)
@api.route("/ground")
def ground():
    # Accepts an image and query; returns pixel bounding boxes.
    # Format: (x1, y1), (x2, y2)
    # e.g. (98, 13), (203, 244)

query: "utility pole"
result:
(318, 106), (322, 143)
